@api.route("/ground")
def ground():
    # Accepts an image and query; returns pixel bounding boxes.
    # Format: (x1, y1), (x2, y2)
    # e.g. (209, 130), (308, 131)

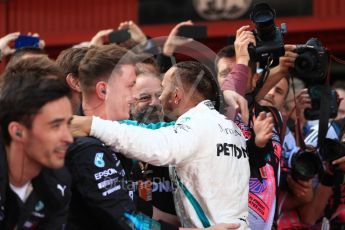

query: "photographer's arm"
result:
(89, 29), (114, 47)
(221, 26), (255, 122)
(157, 21), (194, 73)
(255, 45), (297, 101)
(222, 25), (254, 96)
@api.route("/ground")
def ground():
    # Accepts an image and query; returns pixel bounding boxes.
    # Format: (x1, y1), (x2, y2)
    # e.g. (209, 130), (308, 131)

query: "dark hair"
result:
(136, 53), (158, 70)
(215, 45), (256, 75)
(8, 47), (46, 67)
(0, 57), (71, 145)
(173, 61), (219, 105)
(78, 44), (136, 93)
(56, 47), (89, 77)
(215, 45), (236, 73)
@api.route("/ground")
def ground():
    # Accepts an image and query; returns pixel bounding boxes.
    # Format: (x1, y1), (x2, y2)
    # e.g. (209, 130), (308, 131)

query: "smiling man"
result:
(72, 61), (250, 229)
(0, 57), (73, 229)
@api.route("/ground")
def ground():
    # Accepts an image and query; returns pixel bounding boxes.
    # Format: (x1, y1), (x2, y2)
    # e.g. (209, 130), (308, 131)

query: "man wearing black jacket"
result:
(0, 57), (73, 229)
(65, 44), (158, 230)
(66, 44), (237, 230)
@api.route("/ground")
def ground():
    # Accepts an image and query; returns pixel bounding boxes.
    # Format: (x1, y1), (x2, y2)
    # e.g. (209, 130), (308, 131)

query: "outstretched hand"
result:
(0, 32), (20, 56)
(275, 44), (298, 75)
(234, 25), (255, 66)
(223, 90), (249, 124)
(90, 29), (114, 47)
(118, 20), (147, 44)
(163, 20), (194, 56)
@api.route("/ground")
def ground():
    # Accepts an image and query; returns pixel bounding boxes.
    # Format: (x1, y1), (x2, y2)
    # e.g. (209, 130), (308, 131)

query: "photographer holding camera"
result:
(219, 3), (302, 229)
(275, 34), (345, 229)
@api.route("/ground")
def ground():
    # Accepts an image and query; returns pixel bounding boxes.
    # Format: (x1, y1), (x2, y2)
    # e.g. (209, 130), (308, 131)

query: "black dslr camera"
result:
(290, 38), (337, 120)
(291, 150), (321, 181)
(320, 138), (345, 173)
(292, 38), (329, 83)
(248, 3), (287, 62)
(304, 85), (338, 120)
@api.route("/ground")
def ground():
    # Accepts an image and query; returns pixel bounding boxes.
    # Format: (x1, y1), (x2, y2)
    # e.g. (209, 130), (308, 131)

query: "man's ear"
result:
(66, 73), (81, 93)
(8, 122), (28, 143)
(95, 81), (107, 100)
(174, 87), (183, 105)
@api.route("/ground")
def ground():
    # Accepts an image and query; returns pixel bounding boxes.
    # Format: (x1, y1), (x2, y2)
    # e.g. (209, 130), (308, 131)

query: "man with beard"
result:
(130, 71), (164, 123)
(130, 71), (177, 218)
(66, 45), (235, 230)
(72, 61), (251, 229)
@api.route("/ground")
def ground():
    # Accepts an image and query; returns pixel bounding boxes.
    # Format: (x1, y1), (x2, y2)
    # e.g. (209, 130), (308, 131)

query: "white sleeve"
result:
(90, 116), (200, 166)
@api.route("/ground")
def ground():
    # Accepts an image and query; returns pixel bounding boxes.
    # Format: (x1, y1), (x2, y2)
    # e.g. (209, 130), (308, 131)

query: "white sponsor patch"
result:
(94, 168), (117, 180)
(97, 178), (118, 189)
(102, 185), (121, 196)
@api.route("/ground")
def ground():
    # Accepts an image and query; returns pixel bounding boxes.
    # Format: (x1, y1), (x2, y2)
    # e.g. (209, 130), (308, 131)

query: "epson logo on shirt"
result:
(94, 168), (117, 180)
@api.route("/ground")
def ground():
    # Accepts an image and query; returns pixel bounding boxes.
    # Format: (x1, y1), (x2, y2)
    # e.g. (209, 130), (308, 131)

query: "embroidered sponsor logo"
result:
(94, 152), (105, 168)
(218, 124), (241, 136)
(129, 191), (134, 200)
(179, 117), (191, 124)
(98, 178), (118, 189)
(57, 184), (67, 197)
(173, 124), (191, 133)
(102, 185), (121, 196)
(216, 143), (247, 159)
(35, 201), (44, 212)
(94, 168), (117, 180)
(203, 100), (215, 109)
(32, 211), (45, 218)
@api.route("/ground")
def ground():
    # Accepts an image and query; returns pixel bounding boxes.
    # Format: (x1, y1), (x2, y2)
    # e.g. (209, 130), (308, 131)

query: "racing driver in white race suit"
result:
(72, 61), (251, 229)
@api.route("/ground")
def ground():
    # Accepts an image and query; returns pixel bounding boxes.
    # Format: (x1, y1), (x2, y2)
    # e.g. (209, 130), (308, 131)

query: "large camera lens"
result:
(291, 38), (329, 82)
(291, 151), (320, 181)
(250, 3), (276, 40)
(294, 51), (318, 76)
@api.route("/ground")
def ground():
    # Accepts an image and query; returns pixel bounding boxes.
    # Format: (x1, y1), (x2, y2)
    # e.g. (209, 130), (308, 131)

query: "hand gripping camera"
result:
(291, 38), (338, 120)
(248, 3), (287, 63)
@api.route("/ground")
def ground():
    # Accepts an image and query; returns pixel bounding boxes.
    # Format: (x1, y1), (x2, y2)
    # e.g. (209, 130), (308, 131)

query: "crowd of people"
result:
(0, 19), (345, 230)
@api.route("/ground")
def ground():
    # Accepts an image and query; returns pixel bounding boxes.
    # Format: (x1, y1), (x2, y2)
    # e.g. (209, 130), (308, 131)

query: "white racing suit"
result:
(90, 100), (250, 229)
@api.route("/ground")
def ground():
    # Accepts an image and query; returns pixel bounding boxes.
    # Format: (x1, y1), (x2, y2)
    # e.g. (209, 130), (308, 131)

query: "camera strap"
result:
(317, 85), (332, 148)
